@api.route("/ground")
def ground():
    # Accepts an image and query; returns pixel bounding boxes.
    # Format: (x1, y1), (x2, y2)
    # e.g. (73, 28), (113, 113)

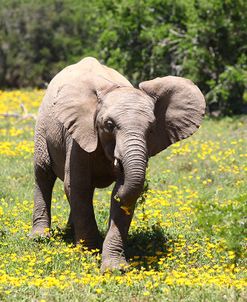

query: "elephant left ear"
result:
(139, 76), (206, 157)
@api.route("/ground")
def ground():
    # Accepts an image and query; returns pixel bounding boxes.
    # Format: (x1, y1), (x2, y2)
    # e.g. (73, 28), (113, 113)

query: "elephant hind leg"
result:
(30, 132), (56, 238)
(30, 164), (56, 237)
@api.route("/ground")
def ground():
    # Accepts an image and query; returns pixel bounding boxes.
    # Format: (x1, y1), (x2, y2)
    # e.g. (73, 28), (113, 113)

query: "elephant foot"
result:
(28, 226), (50, 239)
(100, 257), (129, 273)
(75, 237), (103, 252)
(74, 232), (104, 252)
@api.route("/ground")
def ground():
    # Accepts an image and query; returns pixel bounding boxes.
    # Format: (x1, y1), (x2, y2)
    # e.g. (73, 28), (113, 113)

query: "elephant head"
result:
(96, 76), (205, 207)
(53, 58), (205, 208)
(96, 87), (155, 205)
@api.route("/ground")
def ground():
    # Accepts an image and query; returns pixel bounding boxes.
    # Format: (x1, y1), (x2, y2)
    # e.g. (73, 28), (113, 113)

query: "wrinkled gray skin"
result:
(30, 57), (205, 272)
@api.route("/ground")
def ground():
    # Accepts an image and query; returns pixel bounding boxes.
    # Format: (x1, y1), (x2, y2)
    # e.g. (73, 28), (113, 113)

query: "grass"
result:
(0, 90), (246, 301)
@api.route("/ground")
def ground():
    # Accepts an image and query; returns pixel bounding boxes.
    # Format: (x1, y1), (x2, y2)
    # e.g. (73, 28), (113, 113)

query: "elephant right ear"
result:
(139, 76), (206, 157)
(52, 80), (119, 153)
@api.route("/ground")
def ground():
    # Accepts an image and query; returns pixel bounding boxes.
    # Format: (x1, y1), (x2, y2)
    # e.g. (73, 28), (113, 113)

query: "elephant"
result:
(30, 57), (205, 272)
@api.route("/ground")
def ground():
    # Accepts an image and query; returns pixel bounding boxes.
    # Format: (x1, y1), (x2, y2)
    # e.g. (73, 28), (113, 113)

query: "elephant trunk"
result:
(116, 131), (148, 206)
(101, 130), (148, 272)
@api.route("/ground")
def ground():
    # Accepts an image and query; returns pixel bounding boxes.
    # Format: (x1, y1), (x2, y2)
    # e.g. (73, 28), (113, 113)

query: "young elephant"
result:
(30, 57), (205, 272)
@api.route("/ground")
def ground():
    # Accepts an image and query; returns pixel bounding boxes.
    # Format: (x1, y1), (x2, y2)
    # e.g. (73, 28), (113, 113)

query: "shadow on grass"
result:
(126, 225), (172, 270)
(35, 224), (173, 270)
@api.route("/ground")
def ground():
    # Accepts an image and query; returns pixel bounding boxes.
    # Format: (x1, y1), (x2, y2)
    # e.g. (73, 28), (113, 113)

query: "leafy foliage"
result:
(0, 0), (247, 114)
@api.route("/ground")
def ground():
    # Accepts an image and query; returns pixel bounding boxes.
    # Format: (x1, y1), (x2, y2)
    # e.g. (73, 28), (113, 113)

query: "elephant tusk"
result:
(114, 158), (118, 167)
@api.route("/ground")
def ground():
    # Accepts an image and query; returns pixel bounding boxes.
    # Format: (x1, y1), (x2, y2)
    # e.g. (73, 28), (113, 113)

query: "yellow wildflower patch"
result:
(0, 141), (34, 157)
(0, 89), (44, 114)
(0, 91), (246, 300)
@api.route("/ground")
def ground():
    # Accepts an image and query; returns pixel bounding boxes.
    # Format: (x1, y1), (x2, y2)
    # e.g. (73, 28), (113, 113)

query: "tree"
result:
(0, 0), (246, 114)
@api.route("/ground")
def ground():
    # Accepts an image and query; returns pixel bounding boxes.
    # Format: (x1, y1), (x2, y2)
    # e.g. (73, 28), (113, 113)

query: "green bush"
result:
(0, 0), (246, 115)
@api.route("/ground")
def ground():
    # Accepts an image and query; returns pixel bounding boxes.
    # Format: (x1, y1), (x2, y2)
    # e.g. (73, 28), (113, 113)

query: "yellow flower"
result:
(120, 206), (131, 215)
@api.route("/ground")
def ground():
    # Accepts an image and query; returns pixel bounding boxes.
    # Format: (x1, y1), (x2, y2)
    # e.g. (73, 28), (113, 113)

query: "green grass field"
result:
(0, 91), (246, 301)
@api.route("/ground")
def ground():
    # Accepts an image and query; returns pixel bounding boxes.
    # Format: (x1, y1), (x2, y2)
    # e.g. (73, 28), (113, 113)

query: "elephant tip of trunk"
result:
(116, 184), (144, 206)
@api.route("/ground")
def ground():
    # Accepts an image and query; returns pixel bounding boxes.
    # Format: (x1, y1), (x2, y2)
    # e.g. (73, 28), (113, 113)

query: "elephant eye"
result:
(104, 120), (115, 133)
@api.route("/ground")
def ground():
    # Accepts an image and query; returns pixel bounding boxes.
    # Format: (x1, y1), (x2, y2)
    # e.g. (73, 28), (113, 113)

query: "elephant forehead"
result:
(103, 88), (155, 118)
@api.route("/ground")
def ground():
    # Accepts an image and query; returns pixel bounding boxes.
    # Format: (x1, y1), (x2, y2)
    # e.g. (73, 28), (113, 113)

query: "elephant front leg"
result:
(64, 175), (102, 250)
(101, 184), (135, 272)
(64, 141), (102, 250)
(69, 191), (102, 249)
